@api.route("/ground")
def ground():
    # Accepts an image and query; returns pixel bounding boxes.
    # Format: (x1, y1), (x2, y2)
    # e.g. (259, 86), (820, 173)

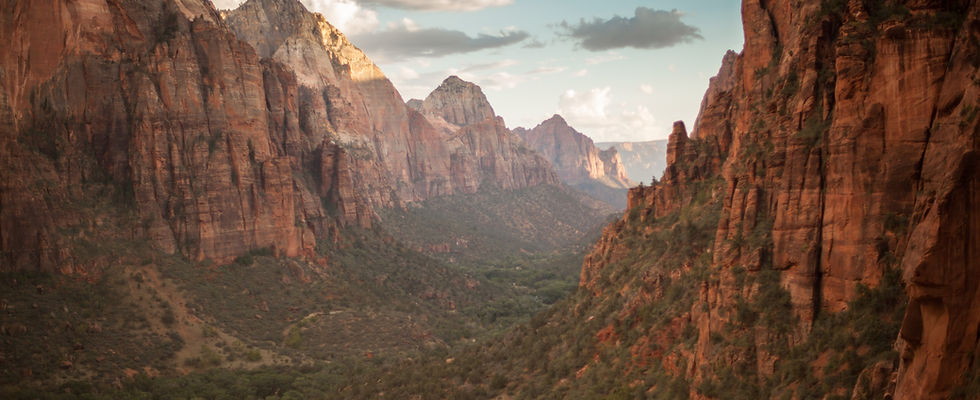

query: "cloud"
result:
(461, 59), (520, 73)
(574, 69), (588, 77)
(557, 87), (665, 141)
(527, 66), (567, 75)
(304, 0), (380, 34)
(351, 27), (529, 61)
(640, 84), (654, 95)
(362, 0), (512, 11)
(558, 7), (703, 51)
(211, 0), (379, 34)
(585, 52), (625, 65)
(522, 38), (546, 49)
(211, 0), (243, 9)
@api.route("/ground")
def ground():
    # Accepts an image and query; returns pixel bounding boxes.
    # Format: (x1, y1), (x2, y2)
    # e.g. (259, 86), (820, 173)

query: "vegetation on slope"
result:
(379, 184), (613, 264)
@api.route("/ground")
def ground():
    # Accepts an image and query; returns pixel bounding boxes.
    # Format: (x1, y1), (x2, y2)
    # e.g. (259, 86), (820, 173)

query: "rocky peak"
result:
(663, 121), (688, 172)
(516, 114), (634, 208)
(542, 114), (568, 126)
(420, 76), (496, 127)
(406, 99), (424, 112)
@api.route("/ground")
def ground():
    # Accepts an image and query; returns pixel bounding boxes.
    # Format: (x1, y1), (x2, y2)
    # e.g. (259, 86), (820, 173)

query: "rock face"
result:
(515, 115), (634, 208)
(0, 0), (329, 270)
(411, 77), (559, 194)
(224, 1), (557, 205)
(595, 140), (669, 184)
(415, 75), (496, 128)
(578, 0), (980, 398)
(0, 0), (558, 271)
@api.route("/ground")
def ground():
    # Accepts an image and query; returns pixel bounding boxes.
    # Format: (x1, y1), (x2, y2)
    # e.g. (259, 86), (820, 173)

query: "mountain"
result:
(288, 1), (980, 398)
(223, 0), (559, 207)
(0, 0), (565, 272)
(515, 115), (635, 208)
(381, 81), (614, 263)
(596, 139), (669, 184)
(533, 0), (980, 396)
(0, 0), (605, 388)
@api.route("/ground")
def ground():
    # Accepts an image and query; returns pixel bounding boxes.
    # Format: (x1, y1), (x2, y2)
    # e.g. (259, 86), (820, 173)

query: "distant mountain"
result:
(596, 139), (669, 185)
(0, 0), (608, 386)
(515, 115), (634, 208)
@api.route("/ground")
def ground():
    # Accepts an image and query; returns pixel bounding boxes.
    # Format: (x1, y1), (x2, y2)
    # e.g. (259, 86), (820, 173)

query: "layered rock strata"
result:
(0, 0), (559, 271)
(581, 0), (980, 398)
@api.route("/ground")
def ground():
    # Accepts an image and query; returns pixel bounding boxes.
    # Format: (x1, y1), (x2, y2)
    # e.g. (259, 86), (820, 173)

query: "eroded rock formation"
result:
(580, 0), (980, 398)
(515, 115), (634, 208)
(0, 0), (559, 271)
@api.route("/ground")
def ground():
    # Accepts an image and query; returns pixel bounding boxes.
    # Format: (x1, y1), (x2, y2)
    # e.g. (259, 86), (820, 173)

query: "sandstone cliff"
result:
(515, 115), (634, 208)
(0, 0), (561, 271)
(224, 3), (557, 206)
(410, 76), (559, 194)
(0, 0), (342, 270)
(572, 0), (980, 398)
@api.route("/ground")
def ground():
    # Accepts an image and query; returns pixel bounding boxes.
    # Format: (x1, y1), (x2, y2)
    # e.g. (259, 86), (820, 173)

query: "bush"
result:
(161, 308), (176, 326)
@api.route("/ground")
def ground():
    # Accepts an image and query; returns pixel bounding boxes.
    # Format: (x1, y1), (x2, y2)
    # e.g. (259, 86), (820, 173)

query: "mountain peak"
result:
(441, 75), (470, 86)
(422, 75), (496, 127)
(544, 114), (568, 126)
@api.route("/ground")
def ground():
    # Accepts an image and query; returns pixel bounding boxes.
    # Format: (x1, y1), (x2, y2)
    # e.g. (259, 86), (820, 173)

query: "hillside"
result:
(5, 0), (979, 399)
(229, 0), (977, 398)
(0, 0), (608, 393)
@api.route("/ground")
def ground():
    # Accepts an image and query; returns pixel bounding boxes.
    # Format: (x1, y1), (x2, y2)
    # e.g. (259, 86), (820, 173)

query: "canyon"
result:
(0, 0), (570, 273)
(1, 0), (979, 398)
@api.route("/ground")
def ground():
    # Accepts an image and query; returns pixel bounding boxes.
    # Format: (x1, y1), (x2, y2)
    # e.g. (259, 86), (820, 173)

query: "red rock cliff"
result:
(0, 0), (562, 271)
(580, 0), (980, 398)
(224, 2), (557, 203)
(412, 76), (559, 193)
(0, 0), (359, 270)
(515, 114), (634, 207)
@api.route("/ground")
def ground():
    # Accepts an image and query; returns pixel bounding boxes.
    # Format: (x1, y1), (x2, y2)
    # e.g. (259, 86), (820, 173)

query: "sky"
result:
(212, 0), (744, 142)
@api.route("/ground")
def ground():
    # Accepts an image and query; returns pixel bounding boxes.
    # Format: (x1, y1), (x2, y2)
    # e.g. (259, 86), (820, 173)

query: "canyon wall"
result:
(579, 0), (980, 398)
(224, 0), (557, 207)
(0, 0), (560, 271)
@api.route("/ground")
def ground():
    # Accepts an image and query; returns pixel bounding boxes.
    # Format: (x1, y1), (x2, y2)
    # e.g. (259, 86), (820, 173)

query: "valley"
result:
(2, 0), (979, 399)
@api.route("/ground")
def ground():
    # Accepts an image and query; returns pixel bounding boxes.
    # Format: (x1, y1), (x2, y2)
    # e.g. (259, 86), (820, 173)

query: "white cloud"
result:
(527, 66), (567, 75)
(211, 0), (244, 9)
(212, 1), (380, 34)
(574, 69), (588, 77)
(559, 88), (612, 123)
(585, 52), (625, 65)
(387, 17), (420, 31)
(557, 87), (664, 141)
(461, 59), (520, 73)
(304, 0), (380, 35)
(363, 0), (512, 11)
(640, 84), (654, 95)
